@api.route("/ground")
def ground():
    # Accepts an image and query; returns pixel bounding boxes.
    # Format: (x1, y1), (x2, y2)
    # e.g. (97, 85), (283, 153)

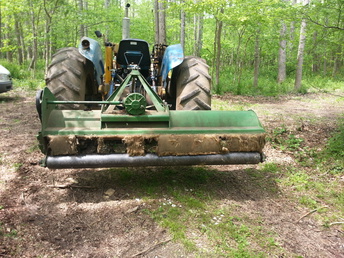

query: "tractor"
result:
(36, 5), (265, 169)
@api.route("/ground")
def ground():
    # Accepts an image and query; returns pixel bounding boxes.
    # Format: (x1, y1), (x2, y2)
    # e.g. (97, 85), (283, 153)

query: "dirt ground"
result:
(0, 89), (343, 257)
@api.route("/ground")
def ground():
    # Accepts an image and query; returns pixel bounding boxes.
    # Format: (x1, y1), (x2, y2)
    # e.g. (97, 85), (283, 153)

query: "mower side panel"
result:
(160, 44), (184, 86)
(78, 37), (104, 85)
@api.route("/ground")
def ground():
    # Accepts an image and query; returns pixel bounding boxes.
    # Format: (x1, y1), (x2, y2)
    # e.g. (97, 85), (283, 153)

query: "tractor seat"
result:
(116, 39), (151, 70)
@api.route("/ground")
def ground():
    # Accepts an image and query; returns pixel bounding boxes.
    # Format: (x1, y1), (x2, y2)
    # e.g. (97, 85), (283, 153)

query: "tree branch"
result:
(303, 13), (344, 30)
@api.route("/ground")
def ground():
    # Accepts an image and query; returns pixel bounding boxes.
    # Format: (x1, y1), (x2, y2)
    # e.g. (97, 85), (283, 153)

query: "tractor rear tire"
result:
(45, 47), (93, 109)
(173, 56), (211, 110)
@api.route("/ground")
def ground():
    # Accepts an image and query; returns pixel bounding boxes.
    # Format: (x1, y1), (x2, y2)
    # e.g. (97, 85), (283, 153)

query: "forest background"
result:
(0, 0), (343, 96)
(0, 1), (344, 256)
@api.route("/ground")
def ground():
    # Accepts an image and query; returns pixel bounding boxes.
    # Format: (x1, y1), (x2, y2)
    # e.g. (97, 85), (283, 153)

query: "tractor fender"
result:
(160, 44), (184, 87)
(78, 37), (104, 85)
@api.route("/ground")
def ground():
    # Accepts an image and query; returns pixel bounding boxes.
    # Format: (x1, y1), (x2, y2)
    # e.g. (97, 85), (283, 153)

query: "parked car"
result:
(0, 65), (13, 93)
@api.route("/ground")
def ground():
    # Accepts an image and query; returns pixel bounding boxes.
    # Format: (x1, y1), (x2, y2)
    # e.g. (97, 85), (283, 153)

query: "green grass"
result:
(212, 98), (259, 111)
(146, 198), (277, 256)
(266, 116), (344, 227)
(214, 66), (344, 96)
(324, 117), (344, 159)
(14, 78), (45, 91)
(0, 59), (45, 92)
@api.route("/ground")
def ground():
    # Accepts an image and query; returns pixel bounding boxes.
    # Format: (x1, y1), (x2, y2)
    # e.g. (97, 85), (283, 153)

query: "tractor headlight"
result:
(81, 39), (90, 49)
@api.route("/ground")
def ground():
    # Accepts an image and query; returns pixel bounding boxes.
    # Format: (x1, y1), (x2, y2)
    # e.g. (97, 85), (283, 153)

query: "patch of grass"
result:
(298, 196), (318, 209)
(276, 163), (343, 227)
(0, 59), (45, 91)
(215, 65), (344, 96)
(273, 117), (344, 227)
(13, 163), (23, 171)
(13, 78), (45, 91)
(324, 117), (344, 159)
(260, 162), (279, 173)
(147, 200), (279, 256)
(211, 98), (258, 111)
(283, 168), (310, 191)
(26, 144), (40, 154)
(0, 59), (45, 79)
(137, 166), (284, 256)
(263, 115), (343, 227)
(268, 126), (304, 152)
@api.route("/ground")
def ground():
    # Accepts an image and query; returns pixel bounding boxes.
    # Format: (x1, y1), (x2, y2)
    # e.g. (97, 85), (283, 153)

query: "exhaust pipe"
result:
(122, 3), (130, 39)
(45, 152), (264, 169)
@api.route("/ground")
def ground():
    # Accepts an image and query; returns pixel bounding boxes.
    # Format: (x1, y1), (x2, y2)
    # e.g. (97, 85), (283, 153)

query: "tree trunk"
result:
(19, 22), (26, 62)
(84, 1), (88, 36)
(44, 1), (51, 72)
(193, 14), (204, 57)
(213, 8), (223, 91)
(0, 4), (2, 59)
(180, 8), (185, 50)
(294, 18), (307, 90)
(253, 32), (260, 88)
(158, 0), (166, 44)
(28, 0), (38, 70)
(312, 31), (319, 73)
(154, 0), (159, 44)
(234, 28), (245, 93)
(15, 20), (23, 65)
(154, 0), (166, 44)
(323, 51), (327, 76)
(288, 21), (295, 53)
(78, 0), (85, 39)
(5, 26), (13, 62)
(332, 42), (342, 77)
(215, 19), (222, 88)
(277, 22), (287, 83)
(104, 0), (110, 40)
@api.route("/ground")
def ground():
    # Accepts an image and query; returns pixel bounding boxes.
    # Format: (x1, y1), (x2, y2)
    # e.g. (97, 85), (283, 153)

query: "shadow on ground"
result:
(0, 162), (281, 257)
(67, 166), (280, 203)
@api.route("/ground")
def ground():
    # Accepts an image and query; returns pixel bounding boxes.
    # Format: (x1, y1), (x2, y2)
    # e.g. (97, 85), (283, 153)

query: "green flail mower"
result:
(36, 66), (265, 168)
(36, 13), (265, 168)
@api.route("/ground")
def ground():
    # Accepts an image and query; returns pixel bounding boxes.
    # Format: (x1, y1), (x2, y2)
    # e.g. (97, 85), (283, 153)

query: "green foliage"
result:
(269, 126), (304, 151)
(324, 117), (344, 159)
(1, 0), (344, 96)
(0, 59), (45, 91)
(260, 162), (279, 173)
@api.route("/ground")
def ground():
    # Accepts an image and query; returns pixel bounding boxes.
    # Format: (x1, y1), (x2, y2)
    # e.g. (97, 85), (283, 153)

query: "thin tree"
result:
(154, 0), (166, 45)
(277, 22), (287, 83)
(213, 7), (224, 91)
(294, 0), (309, 90)
(193, 13), (204, 57)
(180, 7), (186, 50)
(43, 0), (60, 71)
(78, 0), (85, 39)
(294, 17), (307, 90)
(253, 32), (260, 88)
(14, 19), (23, 65)
(28, 0), (38, 70)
